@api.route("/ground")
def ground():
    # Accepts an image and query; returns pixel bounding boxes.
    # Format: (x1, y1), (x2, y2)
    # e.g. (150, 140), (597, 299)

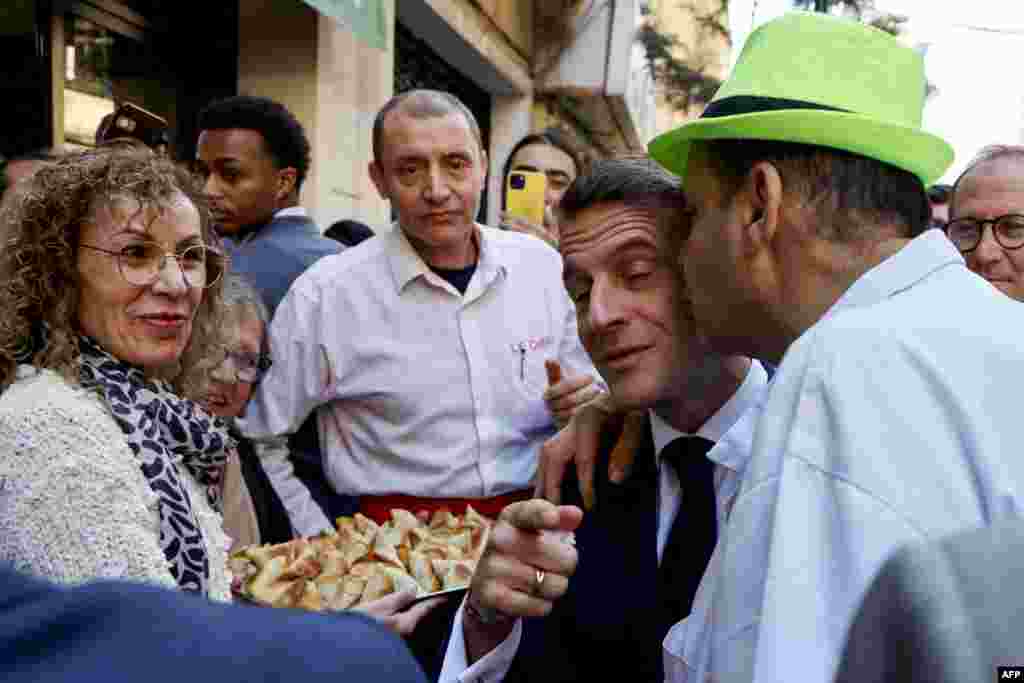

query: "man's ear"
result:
(276, 167), (298, 201)
(741, 161), (784, 257)
(368, 160), (389, 201)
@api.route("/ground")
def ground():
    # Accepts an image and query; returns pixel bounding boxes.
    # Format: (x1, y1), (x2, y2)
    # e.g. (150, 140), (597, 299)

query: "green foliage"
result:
(793, 0), (868, 13)
(866, 12), (908, 36)
(541, 94), (612, 155)
(639, 0), (921, 113)
(637, 0), (729, 112)
(792, 0), (907, 36)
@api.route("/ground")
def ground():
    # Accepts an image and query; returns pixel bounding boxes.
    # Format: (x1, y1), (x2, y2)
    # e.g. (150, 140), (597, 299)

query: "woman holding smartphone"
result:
(500, 128), (583, 248)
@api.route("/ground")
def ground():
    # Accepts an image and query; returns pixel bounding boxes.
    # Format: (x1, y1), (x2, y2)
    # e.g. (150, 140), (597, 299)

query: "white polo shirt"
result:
(240, 224), (600, 536)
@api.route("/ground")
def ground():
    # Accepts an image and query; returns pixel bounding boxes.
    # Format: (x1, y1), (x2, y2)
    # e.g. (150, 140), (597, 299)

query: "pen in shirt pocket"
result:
(515, 342), (527, 381)
(514, 338), (557, 382)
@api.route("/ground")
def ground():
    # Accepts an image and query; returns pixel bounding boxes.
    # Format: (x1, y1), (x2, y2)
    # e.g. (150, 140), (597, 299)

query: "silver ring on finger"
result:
(534, 570), (546, 595)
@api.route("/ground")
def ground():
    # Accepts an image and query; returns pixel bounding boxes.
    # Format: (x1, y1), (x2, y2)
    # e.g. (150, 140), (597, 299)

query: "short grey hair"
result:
(951, 144), (1024, 216)
(372, 89), (483, 163)
(220, 272), (270, 329)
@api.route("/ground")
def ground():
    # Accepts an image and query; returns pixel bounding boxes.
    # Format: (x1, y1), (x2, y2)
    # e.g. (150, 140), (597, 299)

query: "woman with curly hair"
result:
(0, 147), (234, 600)
(0, 149), (447, 634)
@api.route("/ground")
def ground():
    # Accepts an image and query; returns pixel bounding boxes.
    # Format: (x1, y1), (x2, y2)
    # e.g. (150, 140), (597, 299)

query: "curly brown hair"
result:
(0, 147), (227, 397)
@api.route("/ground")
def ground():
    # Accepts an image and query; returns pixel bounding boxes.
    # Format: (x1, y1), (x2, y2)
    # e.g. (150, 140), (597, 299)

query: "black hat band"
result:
(701, 96), (851, 119)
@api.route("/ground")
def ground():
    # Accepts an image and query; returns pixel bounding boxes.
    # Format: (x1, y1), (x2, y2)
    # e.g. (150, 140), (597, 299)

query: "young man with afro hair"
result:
(194, 95), (349, 543)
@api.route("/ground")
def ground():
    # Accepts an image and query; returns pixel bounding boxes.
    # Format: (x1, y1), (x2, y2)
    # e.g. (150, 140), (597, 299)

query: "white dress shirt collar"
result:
(828, 229), (963, 318)
(649, 360), (768, 563)
(273, 206), (308, 219)
(386, 222), (507, 294)
(650, 409), (687, 464)
(649, 360), (769, 466)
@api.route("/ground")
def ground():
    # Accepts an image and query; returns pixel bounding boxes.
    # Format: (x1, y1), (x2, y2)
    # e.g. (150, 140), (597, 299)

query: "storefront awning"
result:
(302, 0), (387, 49)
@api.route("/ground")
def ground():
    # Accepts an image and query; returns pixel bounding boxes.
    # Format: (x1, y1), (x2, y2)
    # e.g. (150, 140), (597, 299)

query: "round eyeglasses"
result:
(80, 241), (224, 289)
(213, 348), (272, 383)
(944, 214), (1024, 254)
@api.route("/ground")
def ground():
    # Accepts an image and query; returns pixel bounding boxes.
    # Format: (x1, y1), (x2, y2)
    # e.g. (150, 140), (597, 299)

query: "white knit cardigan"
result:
(0, 366), (231, 601)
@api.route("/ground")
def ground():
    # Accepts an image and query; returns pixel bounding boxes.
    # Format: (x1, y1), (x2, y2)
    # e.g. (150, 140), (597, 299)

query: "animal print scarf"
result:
(78, 336), (233, 594)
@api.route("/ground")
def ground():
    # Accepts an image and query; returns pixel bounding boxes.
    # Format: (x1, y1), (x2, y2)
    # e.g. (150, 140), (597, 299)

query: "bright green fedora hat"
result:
(648, 11), (953, 186)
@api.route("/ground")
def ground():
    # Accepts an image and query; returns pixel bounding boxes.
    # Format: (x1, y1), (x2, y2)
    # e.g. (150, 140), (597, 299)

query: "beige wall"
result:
(311, 8), (393, 231)
(238, 0), (318, 135)
(237, 0), (393, 231)
(236, 0), (648, 231)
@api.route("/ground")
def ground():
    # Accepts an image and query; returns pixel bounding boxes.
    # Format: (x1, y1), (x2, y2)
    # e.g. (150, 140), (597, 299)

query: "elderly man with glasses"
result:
(945, 145), (1024, 302)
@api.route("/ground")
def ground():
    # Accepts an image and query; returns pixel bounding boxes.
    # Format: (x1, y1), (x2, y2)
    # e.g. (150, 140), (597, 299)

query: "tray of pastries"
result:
(230, 507), (491, 611)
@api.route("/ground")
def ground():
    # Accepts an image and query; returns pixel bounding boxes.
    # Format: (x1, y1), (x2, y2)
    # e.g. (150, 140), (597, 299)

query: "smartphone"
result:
(98, 102), (170, 151)
(506, 170), (547, 226)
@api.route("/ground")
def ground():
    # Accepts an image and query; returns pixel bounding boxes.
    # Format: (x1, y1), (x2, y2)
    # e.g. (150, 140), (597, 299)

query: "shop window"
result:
(0, 0), (51, 157)
(61, 2), (176, 149)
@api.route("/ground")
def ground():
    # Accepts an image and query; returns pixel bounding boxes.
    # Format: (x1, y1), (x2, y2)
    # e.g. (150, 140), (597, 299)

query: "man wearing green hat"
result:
(641, 11), (1024, 683)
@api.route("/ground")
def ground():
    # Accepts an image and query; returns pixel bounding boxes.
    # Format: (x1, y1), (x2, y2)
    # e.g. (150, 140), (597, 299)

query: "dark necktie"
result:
(656, 436), (717, 637)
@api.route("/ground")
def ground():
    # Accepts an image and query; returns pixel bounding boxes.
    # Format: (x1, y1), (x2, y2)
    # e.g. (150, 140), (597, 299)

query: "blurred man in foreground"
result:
(836, 518), (1024, 683)
(0, 564), (427, 683)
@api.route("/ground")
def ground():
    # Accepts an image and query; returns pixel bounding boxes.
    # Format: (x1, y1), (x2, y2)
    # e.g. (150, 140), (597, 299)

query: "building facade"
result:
(1, 0), (655, 230)
(646, 0), (730, 133)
